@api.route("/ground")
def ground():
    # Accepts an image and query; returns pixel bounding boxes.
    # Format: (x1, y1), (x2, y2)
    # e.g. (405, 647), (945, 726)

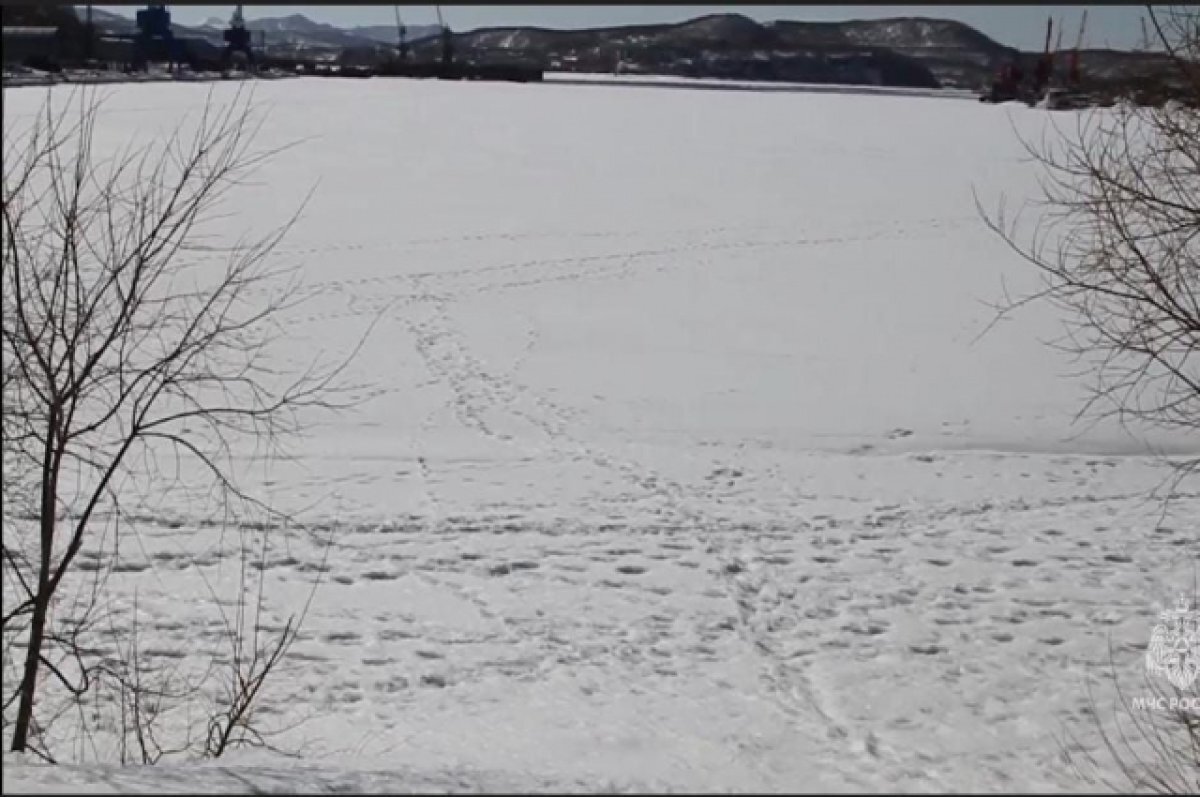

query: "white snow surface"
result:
(542, 71), (980, 99)
(2, 78), (1198, 793)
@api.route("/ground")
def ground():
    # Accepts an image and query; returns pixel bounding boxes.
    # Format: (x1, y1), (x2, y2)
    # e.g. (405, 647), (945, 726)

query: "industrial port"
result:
(2, 4), (544, 86)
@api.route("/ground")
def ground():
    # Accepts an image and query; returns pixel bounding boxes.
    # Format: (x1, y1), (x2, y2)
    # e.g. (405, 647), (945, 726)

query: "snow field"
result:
(2, 78), (1197, 792)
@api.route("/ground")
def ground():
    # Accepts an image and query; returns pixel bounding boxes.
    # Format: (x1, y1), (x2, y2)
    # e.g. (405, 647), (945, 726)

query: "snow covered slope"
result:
(2, 78), (1196, 793)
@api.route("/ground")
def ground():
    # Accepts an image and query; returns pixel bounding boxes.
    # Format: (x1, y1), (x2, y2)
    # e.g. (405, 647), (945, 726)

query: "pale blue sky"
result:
(94, 5), (1147, 51)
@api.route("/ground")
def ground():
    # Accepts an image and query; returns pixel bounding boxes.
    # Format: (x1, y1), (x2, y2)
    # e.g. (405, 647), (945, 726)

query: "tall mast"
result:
(393, 5), (407, 61)
(436, 5), (452, 66)
(1069, 10), (1088, 86)
(85, 4), (94, 60)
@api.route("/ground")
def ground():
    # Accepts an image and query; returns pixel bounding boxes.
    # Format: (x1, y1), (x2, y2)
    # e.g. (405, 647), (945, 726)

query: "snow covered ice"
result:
(3, 78), (1198, 793)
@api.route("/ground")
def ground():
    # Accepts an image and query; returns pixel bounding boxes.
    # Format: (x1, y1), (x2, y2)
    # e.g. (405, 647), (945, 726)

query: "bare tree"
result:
(979, 6), (1199, 792)
(978, 5), (1200, 484)
(1, 84), (361, 755)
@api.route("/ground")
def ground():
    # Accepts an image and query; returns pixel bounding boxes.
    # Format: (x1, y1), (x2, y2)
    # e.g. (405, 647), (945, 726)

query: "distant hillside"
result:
(406, 14), (1009, 87)
(40, 9), (1170, 90)
(405, 14), (1173, 90)
(768, 17), (1018, 87)
(4, 4), (83, 30)
(243, 14), (438, 50)
(69, 7), (438, 55)
(346, 22), (443, 47)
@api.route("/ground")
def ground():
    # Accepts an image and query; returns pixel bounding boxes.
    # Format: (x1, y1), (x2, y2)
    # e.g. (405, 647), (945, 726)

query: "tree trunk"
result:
(10, 588), (49, 751)
(11, 421), (60, 752)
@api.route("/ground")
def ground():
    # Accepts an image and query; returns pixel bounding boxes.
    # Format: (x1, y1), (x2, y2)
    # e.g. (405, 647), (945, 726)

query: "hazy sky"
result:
(94, 5), (1147, 52)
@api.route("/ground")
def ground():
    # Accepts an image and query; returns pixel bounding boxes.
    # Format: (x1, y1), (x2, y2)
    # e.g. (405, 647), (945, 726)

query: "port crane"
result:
(82, 4), (95, 62)
(982, 13), (1089, 107)
(133, 4), (184, 72)
(436, 5), (454, 67)
(222, 4), (255, 70)
(1067, 10), (1088, 88)
(389, 5), (452, 65)
(379, 5), (539, 82)
(1031, 16), (1055, 96)
(393, 5), (408, 62)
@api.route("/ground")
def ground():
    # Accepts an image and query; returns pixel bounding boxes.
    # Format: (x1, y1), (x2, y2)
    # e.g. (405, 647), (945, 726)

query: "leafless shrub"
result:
(70, 521), (333, 765)
(200, 522), (330, 760)
(1063, 606), (1200, 795)
(978, 5), (1200, 491)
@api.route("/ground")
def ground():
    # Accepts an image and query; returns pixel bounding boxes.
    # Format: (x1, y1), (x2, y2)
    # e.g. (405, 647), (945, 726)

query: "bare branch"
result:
(2, 82), (368, 760)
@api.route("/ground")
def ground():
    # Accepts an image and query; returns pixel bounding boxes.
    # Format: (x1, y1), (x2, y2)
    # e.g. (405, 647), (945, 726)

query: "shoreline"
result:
(3, 67), (977, 99)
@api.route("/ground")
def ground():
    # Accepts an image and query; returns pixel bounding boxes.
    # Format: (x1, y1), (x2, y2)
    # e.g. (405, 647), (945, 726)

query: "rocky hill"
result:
(418, 13), (1176, 90)
(63, 8), (438, 57)
(395, 14), (953, 87)
(23, 8), (1172, 90)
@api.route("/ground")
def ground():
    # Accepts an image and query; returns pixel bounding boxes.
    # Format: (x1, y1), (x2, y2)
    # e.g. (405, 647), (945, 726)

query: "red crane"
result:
(436, 4), (453, 67)
(1067, 10), (1088, 88)
(393, 5), (408, 62)
(1032, 16), (1054, 95)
